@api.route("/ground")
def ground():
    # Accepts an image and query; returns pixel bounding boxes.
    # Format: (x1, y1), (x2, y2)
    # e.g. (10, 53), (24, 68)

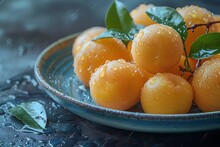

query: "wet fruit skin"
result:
(139, 68), (154, 82)
(177, 6), (218, 55)
(131, 24), (183, 74)
(72, 26), (106, 57)
(127, 41), (133, 62)
(74, 38), (130, 87)
(169, 55), (197, 81)
(192, 59), (220, 112)
(130, 4), (156, 26)
(213, 15), (220, 32)
(141, 73), (193, 114)
(90, 59), (145, 110)
(201, 53), (220, 64)
(210, 53), (220, 60)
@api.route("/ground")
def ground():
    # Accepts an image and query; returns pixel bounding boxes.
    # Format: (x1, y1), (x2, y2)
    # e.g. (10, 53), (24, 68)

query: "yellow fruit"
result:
(192, 59), (220, 112)
(72, 27), (106, 57)
(177, 6), (218, 55)
(141, 73), (193, 114)
(131, 24), (183, 73)
(90, 59), (145, 110)
(74, 38), (130, 86)
(169, 55), (197, 80)
(130, 4), (156, 26)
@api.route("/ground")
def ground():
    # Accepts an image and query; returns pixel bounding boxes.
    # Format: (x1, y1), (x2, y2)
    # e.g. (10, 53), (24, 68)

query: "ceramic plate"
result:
(35, 34), (220, 133)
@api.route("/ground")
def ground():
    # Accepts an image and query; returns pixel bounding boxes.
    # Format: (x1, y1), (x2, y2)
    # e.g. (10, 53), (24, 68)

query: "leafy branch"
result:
(146, 6), (220, 79)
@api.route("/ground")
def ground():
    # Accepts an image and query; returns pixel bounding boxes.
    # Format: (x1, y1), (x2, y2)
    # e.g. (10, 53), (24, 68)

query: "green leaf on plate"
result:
(93, 0), (144, 45)
(189, 33), (220, 59)
(146, 6), (188, 42)
(9, 101), (47, 130)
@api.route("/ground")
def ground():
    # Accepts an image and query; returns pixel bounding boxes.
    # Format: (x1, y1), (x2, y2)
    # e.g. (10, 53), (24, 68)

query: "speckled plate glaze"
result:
(35, 33), (220, 133)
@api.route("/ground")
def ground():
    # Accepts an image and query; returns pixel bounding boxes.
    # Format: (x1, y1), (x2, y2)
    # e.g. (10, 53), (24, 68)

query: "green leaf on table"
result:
(189, 33), (220, 59)
(93, 0), (144, 45)
(146, 6), (188, 42)
(9, 101), (47, 130)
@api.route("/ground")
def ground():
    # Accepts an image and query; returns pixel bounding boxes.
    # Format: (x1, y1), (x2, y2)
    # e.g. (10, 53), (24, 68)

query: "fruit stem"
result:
(189, 21), (220, 72)
(187, 20), (220, 32)
(179, 41), (194, 79)
(183, 20), (220, 79)
(183, 43), (191, 71)
(195, 59), (201, 71)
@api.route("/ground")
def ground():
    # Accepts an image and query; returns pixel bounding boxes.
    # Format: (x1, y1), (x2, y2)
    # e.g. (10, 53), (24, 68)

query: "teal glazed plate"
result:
(35, 34), (220, 133)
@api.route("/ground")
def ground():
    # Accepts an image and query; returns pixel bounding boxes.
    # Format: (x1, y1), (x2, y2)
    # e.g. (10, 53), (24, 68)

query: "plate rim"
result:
(34, 33), (220, 122)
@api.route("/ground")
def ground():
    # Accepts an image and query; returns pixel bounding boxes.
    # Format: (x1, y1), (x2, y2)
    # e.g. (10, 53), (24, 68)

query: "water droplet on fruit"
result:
(118, 59), (126, 63)
(138, 30), (144, 39)
(99, 66), (106, 78)
(135, 49), (140, 55)
(105, 60), (110, 64)
(150, 78), (157, 85)
(188, 21), (192, 25)
(81, 55), (85, 61)
(154, 56), (159, 59)
(190, 13), (197, 18)
(203, 18), (208, 22)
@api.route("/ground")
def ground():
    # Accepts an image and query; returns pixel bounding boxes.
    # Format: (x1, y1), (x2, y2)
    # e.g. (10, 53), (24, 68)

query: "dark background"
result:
(0, 0), (220, 146)
(1, 0), (220, 82)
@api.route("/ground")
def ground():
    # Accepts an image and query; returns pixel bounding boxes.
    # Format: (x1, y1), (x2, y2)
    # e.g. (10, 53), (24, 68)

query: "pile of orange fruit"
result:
(73, 4), (220, 114)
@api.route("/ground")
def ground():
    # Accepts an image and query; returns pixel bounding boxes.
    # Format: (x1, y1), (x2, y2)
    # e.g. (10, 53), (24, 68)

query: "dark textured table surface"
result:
(1, 0), (220, 146)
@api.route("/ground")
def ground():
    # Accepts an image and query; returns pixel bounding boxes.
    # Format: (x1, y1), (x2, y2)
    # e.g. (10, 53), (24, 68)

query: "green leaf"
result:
(146, 6), (188, 42)
(93, 25), (144, 46)
(128, 24), (145, 40)
(9, 101), (47, 130)
(94, 0), (144, 45)
(93, 29), (131, 43)
(105, 0), (135, 33)
(189, 33), (220, 59)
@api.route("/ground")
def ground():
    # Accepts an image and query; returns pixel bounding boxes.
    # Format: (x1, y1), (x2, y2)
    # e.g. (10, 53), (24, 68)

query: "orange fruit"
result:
(192, 59), (220, 112)
(90, 59), (145, 110)
(141, 73), (193, 114)
(72, 27), (106, 57)
(130, 4), (156, 26)
(74, 38), (130, 86)
(131, 24), (183, 73)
